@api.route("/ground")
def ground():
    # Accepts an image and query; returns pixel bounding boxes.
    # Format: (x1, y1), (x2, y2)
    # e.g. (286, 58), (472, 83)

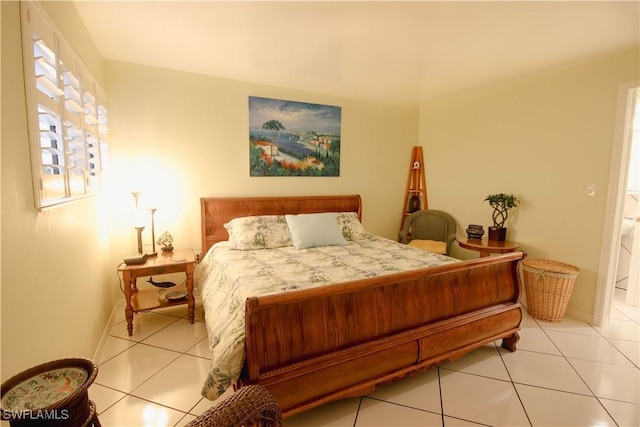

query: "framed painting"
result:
(249, 96), (341, 176)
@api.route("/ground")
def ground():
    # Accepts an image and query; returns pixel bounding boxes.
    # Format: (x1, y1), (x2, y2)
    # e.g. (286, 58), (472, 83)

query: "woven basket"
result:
(521, 258), (580, 322)
(186, 385), (281, 427)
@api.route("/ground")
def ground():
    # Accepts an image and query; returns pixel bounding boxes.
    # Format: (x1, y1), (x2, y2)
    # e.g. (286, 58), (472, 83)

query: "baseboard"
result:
(520, 296), (593, 324)
(93, 298), (126, 363)
(564, 306), (594, 324)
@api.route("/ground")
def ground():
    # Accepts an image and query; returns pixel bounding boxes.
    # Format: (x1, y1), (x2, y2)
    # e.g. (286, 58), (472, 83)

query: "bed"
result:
(196, 194), (525, 417)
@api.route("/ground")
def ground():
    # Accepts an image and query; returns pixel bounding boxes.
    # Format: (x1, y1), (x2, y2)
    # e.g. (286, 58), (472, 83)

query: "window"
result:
(20, 1), (109, 209)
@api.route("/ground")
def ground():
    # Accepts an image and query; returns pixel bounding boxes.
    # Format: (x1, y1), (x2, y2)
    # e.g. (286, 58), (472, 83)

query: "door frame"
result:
(593, 82), (638, 326)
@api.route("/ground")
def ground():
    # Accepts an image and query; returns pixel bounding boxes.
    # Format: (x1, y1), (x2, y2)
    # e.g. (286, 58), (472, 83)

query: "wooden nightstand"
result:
(457, 238), (519, 258)
(118, 248), (196, 336)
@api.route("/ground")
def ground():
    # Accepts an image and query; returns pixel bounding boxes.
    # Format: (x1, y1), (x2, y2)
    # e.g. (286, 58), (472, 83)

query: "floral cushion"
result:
(224, 215), (292, 250)
(337, 212), (368, 240)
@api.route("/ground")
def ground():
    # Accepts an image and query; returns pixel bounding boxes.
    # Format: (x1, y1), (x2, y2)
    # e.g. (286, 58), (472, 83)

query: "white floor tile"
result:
(442, 416), (486, 426)
(516, 324), (562, 355)
(500, 349), (592, 395)
(194, 306), (206, 323)
(440, 370), (529, 426)
(97, 395), (186, 427)
(185, 336), (211, 359)
(141, 317), (208, 353)
(95, 343), (181, 393)
(89, 383), (127, 415)
(568, 357), (640, 404)
(545, 329), (634, 366)
(283, 397), (361, 427)
(598, 398), (640, 427)
(515, 383), (616, 426)
(111, 312), (180, 341)
(613, 304), (640, 322)
(188, 388), (233, 416)
(440, 344), (511, 381)
(365, 368), (441, 414)
(355, 398), (443, 426)
(607, 336), (640, 367)
(99, 336), (137, 364)
(536, 316), (600, 336)
(131, 354), (211, 413)
(592, 318), (640, 341)
(176, 413), (197, 426)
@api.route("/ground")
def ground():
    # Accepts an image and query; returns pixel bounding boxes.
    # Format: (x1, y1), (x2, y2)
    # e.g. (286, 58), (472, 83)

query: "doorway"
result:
(594, 84), (639, 326)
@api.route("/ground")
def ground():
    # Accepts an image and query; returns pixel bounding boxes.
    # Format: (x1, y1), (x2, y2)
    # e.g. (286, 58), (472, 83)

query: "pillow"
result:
(336, 212), (368, 240)
(285, 213), (348, 249)
(224, 215), (292, 250)
(407, 239), (447, 255)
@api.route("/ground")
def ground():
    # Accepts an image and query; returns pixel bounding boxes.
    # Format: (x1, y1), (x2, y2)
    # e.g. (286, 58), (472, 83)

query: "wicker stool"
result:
(0, 358), (100, 427)
(186, 385), (281, 427)
(521, 258), (580, 322)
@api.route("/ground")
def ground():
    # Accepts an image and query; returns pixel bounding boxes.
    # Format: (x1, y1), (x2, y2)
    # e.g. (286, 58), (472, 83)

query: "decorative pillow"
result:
(224, 215), (292, 250)
(285, 213), (348, 249)
(336, 212), (368, 240)
(407, 239), (447, 255)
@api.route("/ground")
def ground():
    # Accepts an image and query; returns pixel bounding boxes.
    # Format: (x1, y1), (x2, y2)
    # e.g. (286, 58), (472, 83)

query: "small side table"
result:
(118, 248), (196, 336)
(457, 238), (519, 258)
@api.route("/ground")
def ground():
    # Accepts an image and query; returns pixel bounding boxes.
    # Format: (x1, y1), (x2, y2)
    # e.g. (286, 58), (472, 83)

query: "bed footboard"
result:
(239, 251), (526, 417)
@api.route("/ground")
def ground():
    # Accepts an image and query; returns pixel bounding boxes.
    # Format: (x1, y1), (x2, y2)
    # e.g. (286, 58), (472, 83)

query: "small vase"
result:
(161, 246), (174, 252)
(466, 224), (484, 240)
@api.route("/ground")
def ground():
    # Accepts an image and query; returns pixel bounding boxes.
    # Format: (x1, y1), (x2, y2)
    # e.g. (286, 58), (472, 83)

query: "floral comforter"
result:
(194, 234), (458, 400)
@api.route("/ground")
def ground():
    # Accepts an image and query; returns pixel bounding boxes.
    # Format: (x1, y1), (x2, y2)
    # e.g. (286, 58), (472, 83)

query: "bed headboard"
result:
(200, 194), (362, 254)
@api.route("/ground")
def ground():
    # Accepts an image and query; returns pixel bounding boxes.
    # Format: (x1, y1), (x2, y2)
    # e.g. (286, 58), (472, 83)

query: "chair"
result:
(186, 385), (281, 427)
(398, 209), (457, 256)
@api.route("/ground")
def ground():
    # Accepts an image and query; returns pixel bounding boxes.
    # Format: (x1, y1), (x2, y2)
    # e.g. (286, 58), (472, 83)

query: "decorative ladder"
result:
(400, 146), (428, 233)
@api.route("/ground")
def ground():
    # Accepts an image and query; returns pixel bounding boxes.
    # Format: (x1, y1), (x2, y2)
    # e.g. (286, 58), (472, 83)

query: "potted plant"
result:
(484, 193), (519, 241)
(156, 231), (174, 252)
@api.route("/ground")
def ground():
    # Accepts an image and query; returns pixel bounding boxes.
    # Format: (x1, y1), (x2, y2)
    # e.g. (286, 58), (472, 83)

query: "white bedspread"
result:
(194, 234), (458, 400)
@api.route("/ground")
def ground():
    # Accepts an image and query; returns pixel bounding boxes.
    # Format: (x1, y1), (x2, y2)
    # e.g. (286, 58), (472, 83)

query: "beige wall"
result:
(1, 1), (113, 379)
(419, 47), (639, 316)
(104, 60), (418, 266)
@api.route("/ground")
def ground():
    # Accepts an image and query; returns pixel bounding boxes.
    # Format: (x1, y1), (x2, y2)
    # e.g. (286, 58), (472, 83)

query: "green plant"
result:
(484, 193), (519, 228)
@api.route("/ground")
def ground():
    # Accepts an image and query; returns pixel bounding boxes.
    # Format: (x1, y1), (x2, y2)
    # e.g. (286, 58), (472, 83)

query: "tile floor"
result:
(87, 290), (639, 426)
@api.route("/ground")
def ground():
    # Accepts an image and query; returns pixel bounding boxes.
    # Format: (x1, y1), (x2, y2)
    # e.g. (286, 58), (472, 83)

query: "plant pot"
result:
(488, 227), (507, 241)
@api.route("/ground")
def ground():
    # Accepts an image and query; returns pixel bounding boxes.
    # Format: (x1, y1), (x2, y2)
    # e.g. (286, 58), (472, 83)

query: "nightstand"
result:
(118, 248), (196, 336)
(456, 238), (519, 258)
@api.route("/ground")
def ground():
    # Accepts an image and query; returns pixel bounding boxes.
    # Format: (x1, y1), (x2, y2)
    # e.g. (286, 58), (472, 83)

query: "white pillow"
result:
(285, 213), (348, 249)
(224, 215), (292, 250)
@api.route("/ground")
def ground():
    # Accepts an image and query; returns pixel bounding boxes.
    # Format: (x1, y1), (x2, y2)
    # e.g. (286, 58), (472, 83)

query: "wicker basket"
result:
(521, 258), (580, 322)
(185, 385), (281, 427)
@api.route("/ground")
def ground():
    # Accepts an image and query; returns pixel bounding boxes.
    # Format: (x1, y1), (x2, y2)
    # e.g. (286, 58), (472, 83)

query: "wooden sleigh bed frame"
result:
(200, 194), (526, 417)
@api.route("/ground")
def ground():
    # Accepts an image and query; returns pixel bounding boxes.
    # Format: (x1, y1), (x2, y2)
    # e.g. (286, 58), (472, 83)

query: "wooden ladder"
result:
(400, 146), (428, 232)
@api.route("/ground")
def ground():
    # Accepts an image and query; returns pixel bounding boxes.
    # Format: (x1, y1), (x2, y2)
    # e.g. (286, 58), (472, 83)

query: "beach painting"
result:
(249, 96), (341, 176)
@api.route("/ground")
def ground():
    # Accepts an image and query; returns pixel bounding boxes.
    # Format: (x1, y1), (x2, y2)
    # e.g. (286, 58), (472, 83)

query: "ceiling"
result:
(72, 1), (640, 106)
